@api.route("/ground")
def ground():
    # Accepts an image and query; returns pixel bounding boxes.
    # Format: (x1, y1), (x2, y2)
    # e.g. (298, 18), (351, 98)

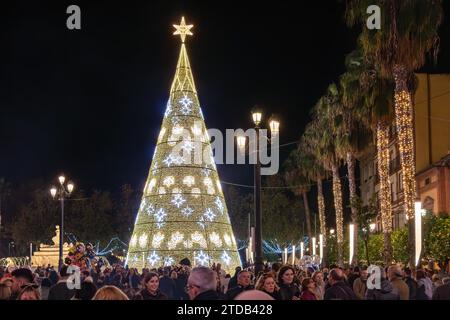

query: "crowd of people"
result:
(0, 261), (449, 300)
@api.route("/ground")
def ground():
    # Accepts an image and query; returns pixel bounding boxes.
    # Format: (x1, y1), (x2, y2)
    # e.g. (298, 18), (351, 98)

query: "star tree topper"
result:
(173, 16), (193, 43)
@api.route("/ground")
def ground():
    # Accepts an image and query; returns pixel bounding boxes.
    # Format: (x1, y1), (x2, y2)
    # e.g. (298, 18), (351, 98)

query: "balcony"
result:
(389, 157), (401, 174)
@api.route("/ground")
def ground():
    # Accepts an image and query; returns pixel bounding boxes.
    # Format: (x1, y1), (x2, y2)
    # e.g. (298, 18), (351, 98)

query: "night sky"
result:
(1, 1), (449, 195)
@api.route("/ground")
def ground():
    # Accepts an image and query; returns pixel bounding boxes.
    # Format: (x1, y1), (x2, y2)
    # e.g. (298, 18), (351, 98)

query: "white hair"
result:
(188, 267), (216, 292)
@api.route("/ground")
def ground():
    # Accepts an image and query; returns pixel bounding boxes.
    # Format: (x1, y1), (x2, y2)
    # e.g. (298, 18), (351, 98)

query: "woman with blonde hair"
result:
(92, 285), (129, 300)
(17, 284), (41, 300)
(255, 273), (282, 300)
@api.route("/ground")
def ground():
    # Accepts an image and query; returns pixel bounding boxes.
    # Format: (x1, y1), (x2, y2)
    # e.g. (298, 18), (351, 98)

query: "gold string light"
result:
(331, 166), (344, 249)
(377, 121), (392, 234)
(394, 90), (417, 220)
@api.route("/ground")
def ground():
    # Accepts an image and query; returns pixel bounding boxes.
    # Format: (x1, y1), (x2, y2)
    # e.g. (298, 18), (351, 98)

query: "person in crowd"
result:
(17, 284), (41, 300)
(416, 269), (433, 300)
(138, 272), (167, 300)
(187, 266), (219, 300)
(0, 282), (12, 300)
(366, 267), (399, 300)
(300, 278), (317, 300)
(226, 270), (254, 300)
(347, 267), (360, 289)
(159, 267), (176, 299)
(277, 265), (300, 300)
(47, 265), (75, 300)
(431, 274), (443, 293)
(312, 271), (325, 300)
(176, 267), (190, 300)
(223, 274), (231, 294)
(432, 277), (450, 300)
(126, 268), (141, 290)
(227, 266), (242, 291)
(40, 276), (53, 300)
(255, 273), (281, 300)
(324, 268), (357, 300)
(353, 266), (368, 300)
(72, 281), (97, 300)
(235, 290), (274, 300)
(226, 270), (255, 300)
(92, 285), (129, 300)
(388, 265), (409, 300)
(10, 268), (34, 300)
(404, 268), (417, 300)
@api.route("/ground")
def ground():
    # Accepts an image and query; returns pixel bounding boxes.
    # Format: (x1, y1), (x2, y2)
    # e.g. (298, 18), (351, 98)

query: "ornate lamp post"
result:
(237, 107), (279, 274)
(50, 175), (74, 271)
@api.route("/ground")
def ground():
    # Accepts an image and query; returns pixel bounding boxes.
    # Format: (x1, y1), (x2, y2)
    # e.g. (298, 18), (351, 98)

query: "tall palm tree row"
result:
(284, 151), (313, 251)
(345, 0), (444, 266)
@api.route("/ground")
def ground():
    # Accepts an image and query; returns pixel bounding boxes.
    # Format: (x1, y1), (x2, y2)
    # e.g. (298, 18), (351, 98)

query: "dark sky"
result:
(1, 1), (449, 194)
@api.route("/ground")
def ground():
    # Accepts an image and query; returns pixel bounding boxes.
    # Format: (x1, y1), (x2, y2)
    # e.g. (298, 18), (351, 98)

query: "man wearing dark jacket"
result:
(48, 265), (76, 300)
(432, 277), (450, 300)
(324, 268), (357, 300)
(226, 270), (254, 300)
(187, 267), (219, 300)
(404, 268), (417, 300)
(159, 267), (176, 299)
(227, 266), (242, 291)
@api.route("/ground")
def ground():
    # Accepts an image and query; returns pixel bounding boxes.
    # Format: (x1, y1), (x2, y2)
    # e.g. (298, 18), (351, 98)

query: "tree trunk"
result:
(377, 120), (393, 265)
(302, 191), (313, 253)
(346, 152), (358, 266)
(331, 163), (344, 267)
(317, 177), (327, 267)
(393, 64), (417, 265)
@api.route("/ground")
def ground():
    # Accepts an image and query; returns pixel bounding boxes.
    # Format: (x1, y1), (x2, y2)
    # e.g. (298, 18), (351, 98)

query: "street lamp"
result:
(50, 174), (74, 272)
(237, 106), (280, 275)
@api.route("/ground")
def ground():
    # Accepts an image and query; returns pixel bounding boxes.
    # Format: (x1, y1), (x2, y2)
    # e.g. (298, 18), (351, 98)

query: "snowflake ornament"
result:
(171, 194), (186, 208)
(221, 251), (231, 265)
(147, 251), (160, 266)
(203, 208), (216, 222)
(195, 250), (210, 266)
(181, 206), (194, 217)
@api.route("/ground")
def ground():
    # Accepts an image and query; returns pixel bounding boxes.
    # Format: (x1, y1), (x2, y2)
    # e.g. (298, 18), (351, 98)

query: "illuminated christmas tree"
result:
(125, 17), (241, 273)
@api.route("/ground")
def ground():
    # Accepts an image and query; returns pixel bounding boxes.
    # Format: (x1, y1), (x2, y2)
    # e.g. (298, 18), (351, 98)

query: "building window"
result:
(425, 177), (431, 185)
(398, 172), (403, 191)
(391, 183), (395, 201)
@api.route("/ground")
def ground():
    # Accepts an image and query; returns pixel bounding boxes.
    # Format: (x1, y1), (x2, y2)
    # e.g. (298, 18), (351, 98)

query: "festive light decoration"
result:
(414, 201), (422, 267)
(319, 234), (323, 263)
(377, 121), (393, 235)
(125, 19), (241, 271)
(349, 224), (354, 265)
(300, 242), (304, 259)
(331, 165), (344, 264)
(394, 90), (417, 219)
(312, 237), (316, 256)
(292, 245), (296, 265)
(317, 179), (327, 249)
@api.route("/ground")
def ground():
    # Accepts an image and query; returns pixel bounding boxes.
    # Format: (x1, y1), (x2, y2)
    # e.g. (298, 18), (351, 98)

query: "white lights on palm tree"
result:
(414, 200), (422, 267)
(300, 242), (304, 259)
(349, 224), (355, 265)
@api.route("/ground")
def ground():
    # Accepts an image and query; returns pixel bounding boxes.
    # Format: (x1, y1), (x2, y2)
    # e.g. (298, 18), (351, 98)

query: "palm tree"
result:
(337, 52), (374, 265)
(284, 150), (313, 251)
(300, 132), (329, 266)
(307, 85), (345, 267)
(345, 0), (444, 267)
(341, 48), (396, 265)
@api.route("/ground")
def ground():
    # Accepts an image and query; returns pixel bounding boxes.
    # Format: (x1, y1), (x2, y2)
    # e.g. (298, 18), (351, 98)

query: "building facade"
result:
(360, 73), (450, 230)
